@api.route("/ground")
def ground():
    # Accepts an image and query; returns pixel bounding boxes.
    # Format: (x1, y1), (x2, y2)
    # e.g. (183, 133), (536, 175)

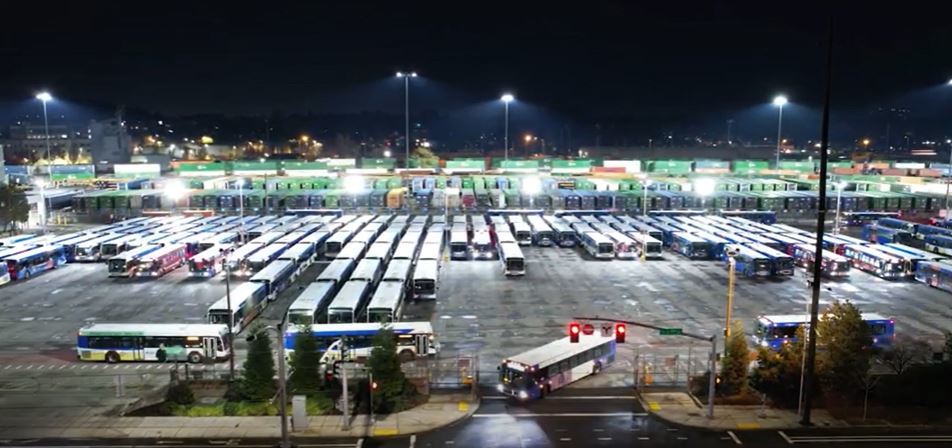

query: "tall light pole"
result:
(501, 93), (515, 160)
(834, 180), (847, 235)
(396, 72), (418, 168)
(238, 179), (246, 243)
(36, 92), (54, 224)
(945, 79), (952, 220)
(773, 95), (788, 171)
(641, 179), (651, 261)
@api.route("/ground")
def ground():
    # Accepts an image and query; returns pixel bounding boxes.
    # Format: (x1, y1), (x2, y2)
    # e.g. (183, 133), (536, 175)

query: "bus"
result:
(250, 259), (296, 299)
(629, 232), (663, 259)
(315, 259), (356, 291)
(472, 231), (496, 259)
(843, 211), (900, 227)
(792, 244), (850, 278)
(671, 232), (711, 260)
(579, 231), (615, 259)
(411, 259), (439, 299)
(207, 282), (269, 334)
(0, 234), (38, 247)
(861, 224), (913, 245)
(224, 242), (265, 273)
(726, 246), (770, 278)
(286, 282), (337, 326)
(392, 242), (418, 262)
(496, 230), (517, 246)
(924, 234), (952, 257)
(366, 281), (405, 323)
(76, 323), (229, 364)
(284, 321), (437, 364)
(350, 258), (383, 286)
(364, 241), (394, 264)
(278, 242), (317, 266)
(109, 244), (161, 278)
(99, 234), (144, 259)
(197, 232), (239, 252)
(4, 245), (67, 280)
(135, 244), (188, 277)
(746, 243), (795, 276)
(449, 230), (470, 260)
(326, 280), (372, 323)
(188, 245), (231, 278)
(603, 230), (639, 259)
(549, 221), (577, 247)
(527, 216), (555, 247)
(511, 222), (532, 246)
(499, 242), (526, 276)
(843, 244), (907, 279)
(73, 234), (123, 262)
(382, 259), (413, 285)
(334, 241), (367, 261)
(243, 243), (289, 275)
(417, 243), (442, 262)
(753, 314), (895, 351)
(323, 230), (354, 258)
(498, 335), (616, 401)
(915, 260), (952, 293)
(915, 224), (952, 241)
(885, 243), (947, 265)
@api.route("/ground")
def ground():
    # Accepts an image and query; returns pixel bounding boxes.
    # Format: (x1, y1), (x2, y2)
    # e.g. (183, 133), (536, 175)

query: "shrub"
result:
(166, 382), (195, 405)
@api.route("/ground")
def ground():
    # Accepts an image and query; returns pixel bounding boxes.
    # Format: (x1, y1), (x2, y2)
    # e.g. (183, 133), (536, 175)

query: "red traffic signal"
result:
(569, 322), (581, 343)
(371, 381), (378, 390)
(615, 323), (627, 343)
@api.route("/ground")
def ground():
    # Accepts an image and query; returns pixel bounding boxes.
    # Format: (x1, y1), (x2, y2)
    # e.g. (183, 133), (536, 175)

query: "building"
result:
(1, 121), (89, 164)
(88, 117), (131, 166)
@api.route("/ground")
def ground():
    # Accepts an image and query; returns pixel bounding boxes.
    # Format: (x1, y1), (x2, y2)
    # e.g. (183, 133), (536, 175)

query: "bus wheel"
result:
(188, 352), (203, 364)
(105, 352), (120, 363)
(398, 350), (415, 362)
(592, 362), (601, 375)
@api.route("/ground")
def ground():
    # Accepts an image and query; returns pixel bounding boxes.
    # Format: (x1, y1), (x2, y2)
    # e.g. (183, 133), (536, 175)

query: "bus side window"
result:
(559, 360), (570, 372)
(548, 364), (560, 377)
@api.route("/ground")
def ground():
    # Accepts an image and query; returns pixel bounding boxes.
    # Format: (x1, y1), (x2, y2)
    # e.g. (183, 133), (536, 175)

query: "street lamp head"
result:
(947, 78), (952, 86)
(501, 93), (515, 103)
(36, 92), (53, 102)
(395, 71), (404, 77)
(410, 72), (418, 77)
(524, 134), (533, 143)
(522, 176), (542, 195)
(772, 95), (788, 107)
(383, 150), (392, 158)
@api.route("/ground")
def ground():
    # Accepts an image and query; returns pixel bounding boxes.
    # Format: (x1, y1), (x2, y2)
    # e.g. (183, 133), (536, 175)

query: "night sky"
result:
(3, 2), (952, 142)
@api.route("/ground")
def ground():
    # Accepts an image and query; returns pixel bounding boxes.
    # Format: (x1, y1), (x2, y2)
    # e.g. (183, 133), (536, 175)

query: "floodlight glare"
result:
(164, 180), (186, 200)
(343, 175), (365, 194)
(522, 177), (542, 195)
(501, 93), (515, 103)
(772, 95), (788, 107)
(395, 72), (404, 77)
(35, 92), (53, 102)
(694, 178), (716, 197)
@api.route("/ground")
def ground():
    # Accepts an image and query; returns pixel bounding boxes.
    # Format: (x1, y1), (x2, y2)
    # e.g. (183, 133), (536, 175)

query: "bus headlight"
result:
(518, 390), (529, 400)
(496, 384), (504, 393)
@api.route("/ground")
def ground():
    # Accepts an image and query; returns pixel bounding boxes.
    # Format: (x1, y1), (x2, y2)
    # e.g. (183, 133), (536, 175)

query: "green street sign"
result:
(659, 328), (683, 336)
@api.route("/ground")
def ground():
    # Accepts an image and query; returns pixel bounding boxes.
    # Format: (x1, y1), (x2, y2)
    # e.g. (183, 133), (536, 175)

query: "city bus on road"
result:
(753, 314), (895, 351)
(284, 321), (437, 365)
(792, 244), (850, 278)
(4, 245), (67, 281)
(286, 282), (337, 326)
(77, 323), (229, 363)
(498, 335), (616, 401)
(498, 242), (525, 276)
(135, 244), (188, 277)
(207, 282), (269, 334)
(108, 244), (161, 278)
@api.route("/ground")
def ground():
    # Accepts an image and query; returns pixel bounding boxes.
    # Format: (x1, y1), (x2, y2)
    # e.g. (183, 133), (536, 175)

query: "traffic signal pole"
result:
(575, 316), (718, 419)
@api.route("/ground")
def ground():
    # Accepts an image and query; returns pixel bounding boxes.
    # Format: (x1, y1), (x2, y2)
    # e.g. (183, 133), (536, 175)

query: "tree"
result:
(749, 326), (811, 408)
(719, 320), (750, 396)
(288, 325), (321, 395)
(241, 327), (277, 401)
(817, 300), (872, 399)
(880, 336), (932, 375)
(411, 146), (439, 168)
(0, 184), (29, 234)
(366, 326), (409, 413)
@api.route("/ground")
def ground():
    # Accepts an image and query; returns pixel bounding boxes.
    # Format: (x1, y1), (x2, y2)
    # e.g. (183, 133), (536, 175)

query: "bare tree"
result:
(880, 336), (932, 375)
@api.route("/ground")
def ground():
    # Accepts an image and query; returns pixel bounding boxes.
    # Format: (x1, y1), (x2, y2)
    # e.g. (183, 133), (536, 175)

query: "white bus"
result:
(324, 230), (354, 258)
(399, 230), (423, 247)
(629, 232), (664, 259)
(580, 231), (615, 259)
(472, 231), (495, 259)
(350, 258), (383, 286)
(449, 230), (470, 260)
(366, 281), (405, 323)
(382, 259), (413, 285)
(496, 230), (517, 246)
(326, 280), (372, 323)
(334, 241), (367, 261)
(412, 259), (439, 300)
(392, 242), (418, 261)
(77, 323), (230, 364)
(73, 234), (123, 262)
(207, 282), (269, 334)
(286, 282), (337, 326)
(511, 222), (532, 246)
(498, 335), (616, 400)
(242, 243), (289, 275)
(351, 230), (378, 247)
(527, 215), (555, 246)
(364, 241), (394, 264)
(285, 321), (437, 364)
(417, 243), (442, 262)
(225, 242), (266, 272)
(423, 230), (444, 248)
(250, 259), (297, 299)
(135, 244), (188, 277)
(107, 244), (161, 278)
(278, 242), (317, 266)
(498, 242), (525, 276)
(315, 259), (356, 292)
(603, 230), (639, 259)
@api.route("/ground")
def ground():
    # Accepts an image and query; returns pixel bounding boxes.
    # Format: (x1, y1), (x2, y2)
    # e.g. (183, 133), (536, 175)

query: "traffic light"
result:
(569, 321), (581, 343)
(615, 323), (626, 343)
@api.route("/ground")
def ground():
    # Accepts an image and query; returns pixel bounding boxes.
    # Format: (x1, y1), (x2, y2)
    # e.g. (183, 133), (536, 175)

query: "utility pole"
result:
(801, 20), (835, 426)
(224, 264), (235, 380)
(340, 336), (350, 430)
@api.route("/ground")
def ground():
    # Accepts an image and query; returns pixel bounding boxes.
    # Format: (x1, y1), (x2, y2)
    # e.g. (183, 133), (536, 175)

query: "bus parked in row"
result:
(499, 242), (525, 276)
(753, 314), (895, 351)
(792, 244), (850, 278)
(4, 245), (67, 281)
(109, 244), (161, 278)
(250, 259), (296, 300)
(629, 232), (663, 259)
(412, 259), (439, 299)
(326, 280), (372, 323)
(579, 231), (615, 259)
(207, 282), (269, 334)
(450, 230), (470, 260)
(843, 244), (907, 279)
(135, 244), (188, 278)
(366, 281), (405, 323)
(316, 259), (357, 292)
(286, 282), (337, 326)
(472, 231), (495, 259)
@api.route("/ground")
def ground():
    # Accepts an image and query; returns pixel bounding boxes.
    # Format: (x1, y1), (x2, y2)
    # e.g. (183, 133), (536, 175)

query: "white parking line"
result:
(597, 437), (612, 441)
(727, 430), (743, 445)
(473, 412), (644, 418)
(778, 431), (793, 444)
(559, 438), (571, 442)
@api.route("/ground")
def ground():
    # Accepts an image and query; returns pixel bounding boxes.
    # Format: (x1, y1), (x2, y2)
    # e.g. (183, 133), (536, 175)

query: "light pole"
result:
(834, 180), (847, 235)
(223, 263), (235, 380)
(396, 72), (417, 168)
(773, 95), (788, 171)
(246, 322), (290, 448)
(945, 80), (952, 220)
(724, 252), (737, 338)
(36, 92), (54, 223)
(641, 179), (652, 261)
(237, 179), (246, 243)
(501, 93), (515, 160)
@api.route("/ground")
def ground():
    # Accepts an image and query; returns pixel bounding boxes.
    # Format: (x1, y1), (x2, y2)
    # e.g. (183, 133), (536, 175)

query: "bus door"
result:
(415, 334), (430, 356)
(133, 337), (146, 361)
(202, 337), (217, 360)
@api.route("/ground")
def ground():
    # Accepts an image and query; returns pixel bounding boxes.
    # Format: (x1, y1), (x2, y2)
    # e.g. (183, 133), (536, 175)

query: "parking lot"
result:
(1, 216), (950, 389)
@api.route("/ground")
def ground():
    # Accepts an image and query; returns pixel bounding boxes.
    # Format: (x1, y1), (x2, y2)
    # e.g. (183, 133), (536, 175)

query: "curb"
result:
(636, 394), (798, 432)
(375, 397), (482, 438)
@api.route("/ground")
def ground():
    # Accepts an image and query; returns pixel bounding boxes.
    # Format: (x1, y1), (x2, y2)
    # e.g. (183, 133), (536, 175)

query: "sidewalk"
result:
(640, 392), (847, 430)
(0, 393), (478, 439)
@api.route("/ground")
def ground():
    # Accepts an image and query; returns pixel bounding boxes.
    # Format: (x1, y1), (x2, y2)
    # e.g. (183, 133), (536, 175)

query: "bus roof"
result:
(328, 280), (370, 311)
(112, 244), (161, 261)
(383, 259), (412, 282)
(287, 321), (433, 337)
(367, 281), (403, 311)
(139, 243), (186, 261)
(758, 313), (891, 326)
(79, 323), (227, 337)
(250, 259), (295, 282)
(316, 259), (355, 282)
(351, 258), (382, 282)
(505, 335), (614, 370)
(288, 282), (336, 313)
(3, 245), (63, 261)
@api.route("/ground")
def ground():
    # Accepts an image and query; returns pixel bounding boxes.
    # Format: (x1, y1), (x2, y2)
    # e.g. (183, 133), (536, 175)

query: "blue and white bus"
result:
(924, 234), (952, 257)
(498, 242), (526, 276)
(843, 244), (907, 279)
(207, 282), (269, 334)
(108, 244), (162, 278)
(915, 260), (952, 294)
(77, 323), (229, 364)
(74, 234), (124, 262)
(671, 232), (711, 260)
(249, 259), (296, 300)
(579, 231), (615, 259)
(326, 280), (372, 323)
(746, 242), (795, 276)
(862, 224), (913, 245)
(753, 313), (895, 351)
(284, 321), (437, 365)
(4, 245), (66, 280)
(792, 244), (850, 278)
(527, 215), (555, 247)
(730, 246), (772, 278)
(286, 282), (337, 326)
(498, 335), (616, 401)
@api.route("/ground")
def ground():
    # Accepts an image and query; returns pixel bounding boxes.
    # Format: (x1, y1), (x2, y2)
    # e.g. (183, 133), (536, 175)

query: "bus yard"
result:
(1, 207), (951, 388)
